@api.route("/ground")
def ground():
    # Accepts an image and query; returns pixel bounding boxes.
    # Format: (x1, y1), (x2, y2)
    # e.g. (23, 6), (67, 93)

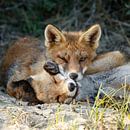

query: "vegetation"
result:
(0, 0), (130, 37)
(0, 0), (130, 129)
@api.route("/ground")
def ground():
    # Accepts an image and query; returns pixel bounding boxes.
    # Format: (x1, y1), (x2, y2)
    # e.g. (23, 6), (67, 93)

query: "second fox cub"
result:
(1, 37), (78, 104)
(1, 24), (127, 104)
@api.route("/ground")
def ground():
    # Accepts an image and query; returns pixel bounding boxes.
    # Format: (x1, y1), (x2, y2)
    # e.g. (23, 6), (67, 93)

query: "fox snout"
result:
(68, 72), (83, 81)
(65, 78), (78, 98)
(69, 73), (78, 80)
(68, 82), (76, 92)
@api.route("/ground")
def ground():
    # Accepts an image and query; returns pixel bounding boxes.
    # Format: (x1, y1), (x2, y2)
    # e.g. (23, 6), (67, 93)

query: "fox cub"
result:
(1, 24), (126, 104)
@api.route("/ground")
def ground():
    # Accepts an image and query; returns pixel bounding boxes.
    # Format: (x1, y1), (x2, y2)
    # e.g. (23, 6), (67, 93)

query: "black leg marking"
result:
(43, 61), (60, 75)
(12, 80), (43, 105)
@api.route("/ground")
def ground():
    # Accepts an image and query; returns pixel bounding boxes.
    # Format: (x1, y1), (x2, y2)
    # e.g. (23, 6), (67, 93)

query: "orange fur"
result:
(1, 24), (127, 104)
(87, 51), (126, 74)
(45, 24), (101, 80)
(1, 37), (78, 104)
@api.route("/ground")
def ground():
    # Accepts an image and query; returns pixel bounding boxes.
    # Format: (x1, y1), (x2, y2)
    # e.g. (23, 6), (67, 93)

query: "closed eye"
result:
(79, 56), (87, 62)
(58, 56), (68, 63)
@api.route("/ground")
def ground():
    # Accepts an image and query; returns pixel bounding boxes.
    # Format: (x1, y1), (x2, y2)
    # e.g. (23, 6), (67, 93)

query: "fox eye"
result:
(58, 56), (68, 63)
(79, 56), (87, 62)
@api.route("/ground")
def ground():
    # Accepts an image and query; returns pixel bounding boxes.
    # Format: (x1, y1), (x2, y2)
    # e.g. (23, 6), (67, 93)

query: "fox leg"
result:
(5, 62), (42, 104)
(87, 51), (126, 74)
(43, 60), (60, 75)
(6, 61), (61, 104)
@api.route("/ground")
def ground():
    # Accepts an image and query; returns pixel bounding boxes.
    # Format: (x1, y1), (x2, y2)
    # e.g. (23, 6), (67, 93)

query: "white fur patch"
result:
(30, 72), (45, 81)
(58, 65), (65, 76)
(82, 67), (87, 74)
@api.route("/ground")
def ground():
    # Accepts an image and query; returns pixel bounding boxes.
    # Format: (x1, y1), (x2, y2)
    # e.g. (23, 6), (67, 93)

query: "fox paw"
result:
(43, 61), (59, 75)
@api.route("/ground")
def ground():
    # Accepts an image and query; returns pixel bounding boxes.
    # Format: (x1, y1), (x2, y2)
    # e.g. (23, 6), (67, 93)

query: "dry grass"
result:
(0, 84), (129, 130)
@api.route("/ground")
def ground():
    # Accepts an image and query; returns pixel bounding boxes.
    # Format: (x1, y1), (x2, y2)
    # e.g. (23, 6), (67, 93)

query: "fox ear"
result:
(79, 24), (101, 49)
(44, 24), (65, 47)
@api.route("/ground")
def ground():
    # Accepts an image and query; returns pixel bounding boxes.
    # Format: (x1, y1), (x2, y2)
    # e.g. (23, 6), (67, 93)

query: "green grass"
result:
(88, 84), (130, 130)
(45, 83), (130, 130)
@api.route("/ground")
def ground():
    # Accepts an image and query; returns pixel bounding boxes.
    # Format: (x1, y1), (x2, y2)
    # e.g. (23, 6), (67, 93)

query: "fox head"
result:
(45, 24), (101, 81)
(27, 61), (78, 104)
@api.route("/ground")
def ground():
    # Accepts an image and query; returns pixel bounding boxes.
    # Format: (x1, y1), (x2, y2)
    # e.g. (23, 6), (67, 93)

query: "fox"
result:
(0, 24), (127, 104)
(1, 37), (78, 104)
(44, 24), (126, 80)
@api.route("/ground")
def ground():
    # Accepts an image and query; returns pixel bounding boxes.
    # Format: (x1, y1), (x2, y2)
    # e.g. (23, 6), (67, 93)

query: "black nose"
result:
(68, 83), (76, 92)
(69, 73), (78, 80)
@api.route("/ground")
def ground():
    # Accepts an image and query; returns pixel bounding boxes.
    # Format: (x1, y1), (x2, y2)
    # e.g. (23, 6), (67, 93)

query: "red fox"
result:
(44, 24), (126, 80)
(1, 37), (78, 104)
(0, 24), (127, 104)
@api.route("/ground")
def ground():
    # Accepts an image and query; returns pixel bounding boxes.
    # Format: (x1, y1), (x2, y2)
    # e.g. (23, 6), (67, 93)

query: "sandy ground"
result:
(0, 89), (130, 130)
(0, 28), (130, 130)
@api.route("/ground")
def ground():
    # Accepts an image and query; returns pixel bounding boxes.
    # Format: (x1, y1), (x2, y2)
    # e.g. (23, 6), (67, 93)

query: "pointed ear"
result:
(79, 24), (101, 49)
(44, 24), (65, 47)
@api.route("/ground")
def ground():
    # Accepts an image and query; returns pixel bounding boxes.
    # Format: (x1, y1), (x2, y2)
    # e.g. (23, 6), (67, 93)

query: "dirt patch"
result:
(0, 89), (126, 130)
(0, 26), (130, 129)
